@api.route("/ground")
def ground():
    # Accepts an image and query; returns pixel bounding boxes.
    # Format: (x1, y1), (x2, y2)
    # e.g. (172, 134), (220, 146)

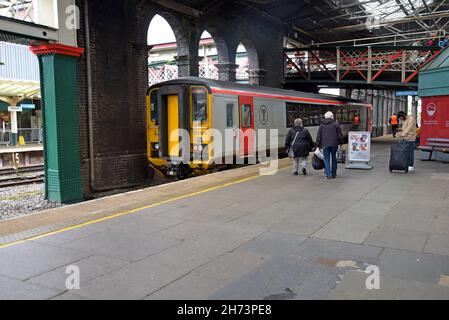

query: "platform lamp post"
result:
(30, 44), (84, 204)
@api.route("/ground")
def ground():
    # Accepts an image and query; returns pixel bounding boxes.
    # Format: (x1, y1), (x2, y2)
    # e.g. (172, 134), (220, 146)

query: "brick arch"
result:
(238, 38), (259, 71)
(199, 27), (231, 65)
(144, 10), (187, 56)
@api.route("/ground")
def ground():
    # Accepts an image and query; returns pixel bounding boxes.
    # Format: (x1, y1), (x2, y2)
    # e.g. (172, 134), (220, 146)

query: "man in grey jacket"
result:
(316, 111), (343, 179)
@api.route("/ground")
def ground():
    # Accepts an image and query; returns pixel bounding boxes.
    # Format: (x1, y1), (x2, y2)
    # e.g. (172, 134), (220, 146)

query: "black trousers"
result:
(392, 125), (398, 137)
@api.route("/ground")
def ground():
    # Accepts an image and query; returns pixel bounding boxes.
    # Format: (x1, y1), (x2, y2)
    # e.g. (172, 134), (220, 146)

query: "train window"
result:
(241, 104), (252, 128)
(319, 113), (325, 123)
(335, 109), (342, 123)
(342, 110), (349, 123)
(348, 110), (355, 123)
(150, 90), (158, 125)
(192, 87), (208, 123)
(286, 104), (297, 127)
(226, 103), (234, 128)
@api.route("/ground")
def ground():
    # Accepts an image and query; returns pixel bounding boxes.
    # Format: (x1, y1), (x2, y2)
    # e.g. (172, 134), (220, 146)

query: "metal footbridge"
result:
(284, 45), (444, 90)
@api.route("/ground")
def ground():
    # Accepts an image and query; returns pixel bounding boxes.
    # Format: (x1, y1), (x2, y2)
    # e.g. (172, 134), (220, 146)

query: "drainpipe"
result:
(84, 0), (97, 192)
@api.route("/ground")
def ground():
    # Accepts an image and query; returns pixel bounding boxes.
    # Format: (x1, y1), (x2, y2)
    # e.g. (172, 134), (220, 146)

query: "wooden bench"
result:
(419, 138), (449, 161)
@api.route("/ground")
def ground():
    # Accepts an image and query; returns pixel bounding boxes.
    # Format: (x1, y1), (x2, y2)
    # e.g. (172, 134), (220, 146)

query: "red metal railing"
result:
(284, 46), (442, 85)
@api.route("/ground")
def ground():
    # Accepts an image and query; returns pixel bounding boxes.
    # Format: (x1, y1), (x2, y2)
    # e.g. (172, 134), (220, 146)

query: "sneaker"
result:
(408, 166), (414, 172)
(324, 176), (332, 180)
(294, 172), (298, 176)
(302, 168), (307, 176)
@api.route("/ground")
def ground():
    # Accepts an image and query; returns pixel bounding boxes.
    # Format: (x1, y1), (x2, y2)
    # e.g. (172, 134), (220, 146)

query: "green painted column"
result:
(30, 44), (84, 204)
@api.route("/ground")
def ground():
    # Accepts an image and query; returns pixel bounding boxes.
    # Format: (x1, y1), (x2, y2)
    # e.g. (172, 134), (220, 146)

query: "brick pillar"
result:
(175, 55), (200, 77)
(216, 63), (239, 82)
(249, 68), (267, 85)
(30, 44), (84, 204)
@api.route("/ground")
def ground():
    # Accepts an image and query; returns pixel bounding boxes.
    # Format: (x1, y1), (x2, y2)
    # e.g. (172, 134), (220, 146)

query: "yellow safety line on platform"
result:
(0, 168), (284, 249)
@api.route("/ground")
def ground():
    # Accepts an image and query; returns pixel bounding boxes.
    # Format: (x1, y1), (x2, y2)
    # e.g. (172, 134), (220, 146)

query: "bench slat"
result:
(428, 138), (449, 142)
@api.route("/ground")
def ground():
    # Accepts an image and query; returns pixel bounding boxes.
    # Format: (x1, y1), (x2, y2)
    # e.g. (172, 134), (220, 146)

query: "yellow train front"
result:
(146, 77), (372, 179)
(147, 78), (214, 179)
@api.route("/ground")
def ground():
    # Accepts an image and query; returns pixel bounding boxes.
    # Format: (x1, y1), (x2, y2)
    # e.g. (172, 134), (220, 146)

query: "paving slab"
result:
(0, 241), (90, 280)
(27, 255), (129, 291)
(236, 231), (307, 256)
(294, 238), (383, 262)
(364, 227), (428, 252)
(395, 279), (449, 300)
(380, 215), (436, 233)
(424, 234), (449, 256)
(378, 248), (449, 284)
(312, 218), (377, 244)
(72, 240), (232, 300)
(0, 275), (61, 300)
(328, 270), (402, 300)
(60, 230), (181, 262)
(146, 251), (270, 300)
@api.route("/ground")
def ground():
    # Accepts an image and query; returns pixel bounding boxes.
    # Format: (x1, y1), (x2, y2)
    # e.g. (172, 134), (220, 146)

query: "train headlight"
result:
(193, 145), (202, 152)
(154, 143), (160, 150)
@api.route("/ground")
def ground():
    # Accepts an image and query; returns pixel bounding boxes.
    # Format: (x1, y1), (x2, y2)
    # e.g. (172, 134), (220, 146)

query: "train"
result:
(146, 77), (372, 178)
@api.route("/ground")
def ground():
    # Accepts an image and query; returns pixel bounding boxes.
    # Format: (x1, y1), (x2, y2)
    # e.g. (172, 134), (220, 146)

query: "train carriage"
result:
(147, 77), (372, 178)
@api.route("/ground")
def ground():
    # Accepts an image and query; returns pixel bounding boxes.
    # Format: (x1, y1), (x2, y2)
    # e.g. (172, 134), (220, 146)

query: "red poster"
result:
(421, 96), (449, 146)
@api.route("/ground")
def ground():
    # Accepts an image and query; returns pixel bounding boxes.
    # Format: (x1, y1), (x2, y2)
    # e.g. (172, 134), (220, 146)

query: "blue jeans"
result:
(401, 140), (415, 167)
(323, 146), (338, 177)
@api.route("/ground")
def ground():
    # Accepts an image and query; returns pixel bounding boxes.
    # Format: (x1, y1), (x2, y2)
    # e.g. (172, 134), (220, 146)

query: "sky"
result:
(148, 15), (211, 45)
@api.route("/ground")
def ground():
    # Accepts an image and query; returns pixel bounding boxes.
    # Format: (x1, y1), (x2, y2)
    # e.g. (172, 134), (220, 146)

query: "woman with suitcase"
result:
(393, 111), (417, 172)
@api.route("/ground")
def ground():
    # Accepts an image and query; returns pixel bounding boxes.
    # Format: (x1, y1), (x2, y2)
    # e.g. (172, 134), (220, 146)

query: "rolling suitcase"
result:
(389, 142), (409, 173)
(336, 147), (346, 164)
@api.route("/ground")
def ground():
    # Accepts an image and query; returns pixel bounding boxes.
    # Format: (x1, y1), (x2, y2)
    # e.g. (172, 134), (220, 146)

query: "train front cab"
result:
(147, 84), (213, 178)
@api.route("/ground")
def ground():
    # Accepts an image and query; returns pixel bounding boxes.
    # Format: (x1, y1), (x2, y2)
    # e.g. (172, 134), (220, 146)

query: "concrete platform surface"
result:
(0, 144), (43, 153)
(1, 136), (449, 300)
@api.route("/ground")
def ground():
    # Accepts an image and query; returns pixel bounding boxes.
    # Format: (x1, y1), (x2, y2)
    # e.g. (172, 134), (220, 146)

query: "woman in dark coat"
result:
(285, 118), (314, 176)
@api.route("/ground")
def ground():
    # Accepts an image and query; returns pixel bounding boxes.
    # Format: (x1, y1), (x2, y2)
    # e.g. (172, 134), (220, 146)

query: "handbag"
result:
(288, 131), (300, 158)
(312, 154), (325, 170)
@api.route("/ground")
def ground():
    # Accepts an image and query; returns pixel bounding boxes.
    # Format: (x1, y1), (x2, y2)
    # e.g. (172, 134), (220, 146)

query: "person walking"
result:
(285, 118), (314, 176)
(389, 113), (399, 138)
(396, 111), (417, 172)
(316, 111), (343, 179)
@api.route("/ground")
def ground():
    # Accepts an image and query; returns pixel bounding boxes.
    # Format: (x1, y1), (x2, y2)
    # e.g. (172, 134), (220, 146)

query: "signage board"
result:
(348, 131), (371, 162)
(8, 106), (22, 112)
(395, 91), (418, 96)
(420, 96), (449, 146)
(20, 104), (36, 109)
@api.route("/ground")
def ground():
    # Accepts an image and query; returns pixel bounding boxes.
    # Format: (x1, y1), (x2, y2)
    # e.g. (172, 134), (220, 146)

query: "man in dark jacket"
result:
(316, 111), (343, 179)
(285, 118), (314, 176)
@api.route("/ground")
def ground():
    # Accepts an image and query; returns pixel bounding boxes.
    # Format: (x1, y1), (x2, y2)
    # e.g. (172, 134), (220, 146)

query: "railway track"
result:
(0, 165), (45, 188)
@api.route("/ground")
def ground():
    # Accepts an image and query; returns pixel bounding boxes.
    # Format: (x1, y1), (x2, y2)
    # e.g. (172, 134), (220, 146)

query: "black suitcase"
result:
(389, 142), (409, 173)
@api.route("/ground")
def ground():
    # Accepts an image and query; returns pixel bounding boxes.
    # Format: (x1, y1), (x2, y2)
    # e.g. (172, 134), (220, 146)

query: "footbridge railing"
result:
(284, 46), (442, 86)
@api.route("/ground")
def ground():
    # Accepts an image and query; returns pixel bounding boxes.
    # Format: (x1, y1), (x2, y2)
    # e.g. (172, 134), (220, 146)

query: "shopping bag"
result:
(312, 154), (325, 170)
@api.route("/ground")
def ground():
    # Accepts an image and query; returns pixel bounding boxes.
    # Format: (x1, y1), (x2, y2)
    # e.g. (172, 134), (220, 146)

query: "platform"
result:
(0, 144), (44, 169)
(1, 136), (449, 300)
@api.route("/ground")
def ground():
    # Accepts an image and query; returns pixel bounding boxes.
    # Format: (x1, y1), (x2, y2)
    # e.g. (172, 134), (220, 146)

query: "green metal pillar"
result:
(30, 44), (84, 204)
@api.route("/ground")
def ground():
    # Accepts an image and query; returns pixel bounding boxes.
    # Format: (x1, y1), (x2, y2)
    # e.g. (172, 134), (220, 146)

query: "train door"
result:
(238, 96), (255, 157)
(167, 95), (179, 158)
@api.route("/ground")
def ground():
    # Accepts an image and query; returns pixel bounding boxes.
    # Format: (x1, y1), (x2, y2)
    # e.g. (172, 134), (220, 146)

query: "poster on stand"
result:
(348, 131), (371, 162)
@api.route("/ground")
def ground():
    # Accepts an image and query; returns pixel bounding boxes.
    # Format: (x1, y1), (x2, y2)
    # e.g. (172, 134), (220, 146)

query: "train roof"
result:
(148, 77), (370, 106)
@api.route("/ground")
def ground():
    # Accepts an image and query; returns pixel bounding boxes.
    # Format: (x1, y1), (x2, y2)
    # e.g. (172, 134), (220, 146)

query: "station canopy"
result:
(178, 0), (449, 46)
